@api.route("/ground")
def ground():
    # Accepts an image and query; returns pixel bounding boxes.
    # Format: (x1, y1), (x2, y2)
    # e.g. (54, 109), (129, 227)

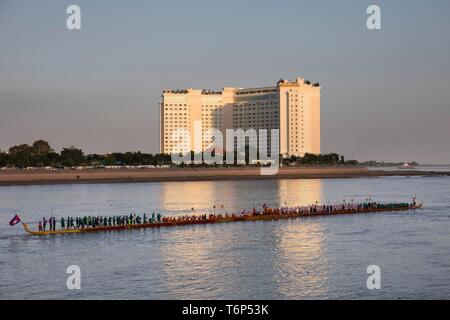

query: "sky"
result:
(1, 0), (450, 164)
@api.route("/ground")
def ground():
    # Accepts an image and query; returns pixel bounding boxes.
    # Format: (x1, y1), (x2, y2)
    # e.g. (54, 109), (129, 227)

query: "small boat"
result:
(16, 201), (423, 236)
(397, 163), (416, 170)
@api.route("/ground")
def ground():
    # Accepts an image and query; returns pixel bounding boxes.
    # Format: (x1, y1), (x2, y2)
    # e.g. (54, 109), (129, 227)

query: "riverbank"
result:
(1, 166), (449, 186)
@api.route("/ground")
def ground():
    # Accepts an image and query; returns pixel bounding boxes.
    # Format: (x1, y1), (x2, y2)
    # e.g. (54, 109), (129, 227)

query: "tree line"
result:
(283, 153), (358, 165)
(0, 140), (172, 168)
(0, 140), (358, 168)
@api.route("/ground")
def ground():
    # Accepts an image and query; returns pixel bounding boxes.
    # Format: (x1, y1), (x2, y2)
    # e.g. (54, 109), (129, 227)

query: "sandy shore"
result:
(0, 166), (449, 186)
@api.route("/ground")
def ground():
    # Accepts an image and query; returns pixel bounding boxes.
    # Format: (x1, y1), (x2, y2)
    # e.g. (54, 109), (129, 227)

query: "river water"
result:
(0, 176), (449, 299)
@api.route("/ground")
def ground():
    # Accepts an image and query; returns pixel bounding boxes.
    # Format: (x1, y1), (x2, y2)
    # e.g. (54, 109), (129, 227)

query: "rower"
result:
(38, 221), (43, 232)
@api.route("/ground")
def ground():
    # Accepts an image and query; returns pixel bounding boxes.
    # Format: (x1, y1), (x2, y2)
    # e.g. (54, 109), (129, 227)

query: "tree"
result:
(9, 144), (34, 156)
(8, 144), (34, 168)
(45, 152), (60, 167)
(60, 147), (85, 166)
(0, 150), (10, 167)
(32, 140), (52, 155)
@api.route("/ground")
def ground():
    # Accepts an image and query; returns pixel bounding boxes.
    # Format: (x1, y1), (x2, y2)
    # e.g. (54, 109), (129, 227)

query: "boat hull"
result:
(21, 204), (423, 236)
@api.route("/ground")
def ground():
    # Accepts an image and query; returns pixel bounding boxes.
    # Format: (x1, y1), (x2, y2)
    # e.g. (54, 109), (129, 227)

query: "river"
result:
(0, 176), (449, 299)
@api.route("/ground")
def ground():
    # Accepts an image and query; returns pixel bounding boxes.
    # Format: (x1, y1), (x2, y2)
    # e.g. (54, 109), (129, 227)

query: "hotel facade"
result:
(159, 77), (320, 158)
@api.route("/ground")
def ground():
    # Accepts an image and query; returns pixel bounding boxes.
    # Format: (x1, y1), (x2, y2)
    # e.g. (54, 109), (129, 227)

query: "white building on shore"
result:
(160, 77), (320, 157)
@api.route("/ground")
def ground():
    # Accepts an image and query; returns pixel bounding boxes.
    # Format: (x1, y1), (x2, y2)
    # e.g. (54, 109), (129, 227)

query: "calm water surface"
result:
(0, 177), (449, 299)
(368, 164), (450, 172)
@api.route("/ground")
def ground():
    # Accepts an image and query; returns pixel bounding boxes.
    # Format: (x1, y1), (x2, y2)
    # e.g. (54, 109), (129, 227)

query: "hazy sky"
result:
(1, 0), (449, 163)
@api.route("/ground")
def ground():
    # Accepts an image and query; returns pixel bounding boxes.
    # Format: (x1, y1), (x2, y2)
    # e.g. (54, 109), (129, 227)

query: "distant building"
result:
(159, 77), (320, 157)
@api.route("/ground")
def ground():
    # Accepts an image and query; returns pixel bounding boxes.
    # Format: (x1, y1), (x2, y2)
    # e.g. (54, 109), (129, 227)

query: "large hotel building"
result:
(159, 77), (320, 157)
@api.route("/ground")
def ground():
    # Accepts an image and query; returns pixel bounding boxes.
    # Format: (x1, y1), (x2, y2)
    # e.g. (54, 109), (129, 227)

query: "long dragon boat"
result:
(17, 201), (423, 236)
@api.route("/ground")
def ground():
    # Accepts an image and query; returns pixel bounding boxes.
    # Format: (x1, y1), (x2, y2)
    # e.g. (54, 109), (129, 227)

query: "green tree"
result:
(8, 144), (34, 168)
(0, 150), (10, 167)
(32, 140), (52, 155)
(45, 152), (60, 167)
(60, 147), (85, 166)
(9, 144), (34, 156)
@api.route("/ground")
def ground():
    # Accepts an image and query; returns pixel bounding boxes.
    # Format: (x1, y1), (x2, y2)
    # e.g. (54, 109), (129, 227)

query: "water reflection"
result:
(275, 180), (328, 298)
(150, 226), (220, 299)
(159, 179), (323, 217)
(2, 177), (448, 299)
(156, 179), (327, 299)
(155, 221), (283, 299)
(160, 181), (227, 215)
(277, 179), (323, 207)
(273, 221), (329, 299)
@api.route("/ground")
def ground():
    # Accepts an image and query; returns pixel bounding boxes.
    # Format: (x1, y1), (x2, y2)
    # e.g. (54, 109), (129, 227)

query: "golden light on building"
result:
(160, 77), (320, 157)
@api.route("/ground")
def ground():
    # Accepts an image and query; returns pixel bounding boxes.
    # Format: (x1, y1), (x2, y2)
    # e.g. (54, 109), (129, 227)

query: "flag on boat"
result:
(9, 214), (21, 226)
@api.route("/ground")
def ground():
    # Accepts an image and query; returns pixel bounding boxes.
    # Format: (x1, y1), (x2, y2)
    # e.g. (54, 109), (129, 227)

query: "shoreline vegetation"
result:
(1, 139), (443, 186)
(1, 140), (361, 169)
(1, 166), (449, 186)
